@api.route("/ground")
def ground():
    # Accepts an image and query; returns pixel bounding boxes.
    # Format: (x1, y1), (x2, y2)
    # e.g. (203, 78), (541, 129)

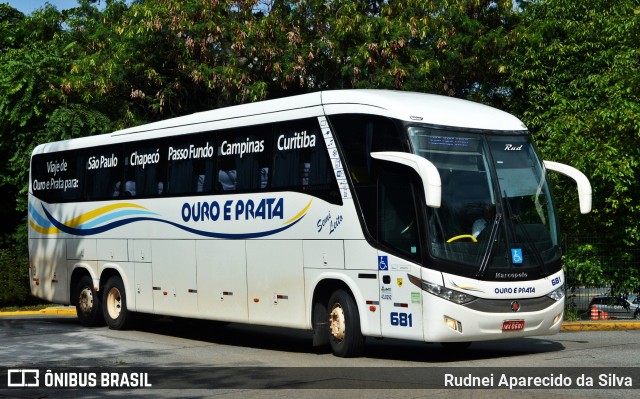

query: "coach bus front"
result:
(393, 127), (590, 343)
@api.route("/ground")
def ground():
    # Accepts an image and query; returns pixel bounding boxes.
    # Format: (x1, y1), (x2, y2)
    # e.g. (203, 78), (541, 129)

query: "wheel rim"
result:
(329, 303), (346, 342)
(106, 286), (122, 320)
(78, 287), (93, 314)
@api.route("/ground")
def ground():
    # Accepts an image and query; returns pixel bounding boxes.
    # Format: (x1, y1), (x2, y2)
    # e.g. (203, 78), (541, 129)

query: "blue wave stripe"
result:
(28, 203), (54, 229)
(43, 206), (305, 239)
(77, 209), (158, 229)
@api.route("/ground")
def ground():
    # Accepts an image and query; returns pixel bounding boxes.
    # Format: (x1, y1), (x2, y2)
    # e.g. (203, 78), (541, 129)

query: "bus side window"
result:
(328, 114), (406, 238)
(166, 137), (215, 195)
(272, 119), (339, 203)
(124, 140), (166, 198)
(378, 168), (422, 261)
(217, 127), (270, 192)
(84, 147), (123, 201)
(31, 152), (84, 203)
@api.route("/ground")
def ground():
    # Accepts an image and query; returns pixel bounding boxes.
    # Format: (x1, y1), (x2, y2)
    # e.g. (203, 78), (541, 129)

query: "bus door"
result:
(376, 168), (424, 340)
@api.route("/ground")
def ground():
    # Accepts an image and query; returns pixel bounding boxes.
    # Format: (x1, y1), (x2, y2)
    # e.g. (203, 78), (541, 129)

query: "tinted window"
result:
(124, 140), (166, 197)
(272, 119), (338, 202)
(378, 168), (422, 261)
(328, 114), (406, 237)
(166, 136), (216, 195)
(329, 114), (419, 259)
(31, 152), (83, 203)
(84, 145), (123, 200)
(31, 118), (341, 204)
(216, 126), (270, 192)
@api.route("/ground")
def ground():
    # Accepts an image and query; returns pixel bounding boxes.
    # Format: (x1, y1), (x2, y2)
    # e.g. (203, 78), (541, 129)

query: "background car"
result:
(588, 295), (640, 319)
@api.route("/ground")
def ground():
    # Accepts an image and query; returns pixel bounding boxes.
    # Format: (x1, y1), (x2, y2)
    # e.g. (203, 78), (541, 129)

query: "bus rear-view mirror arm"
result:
(543, 160), (592, 214)
(371, 152), (442, 208)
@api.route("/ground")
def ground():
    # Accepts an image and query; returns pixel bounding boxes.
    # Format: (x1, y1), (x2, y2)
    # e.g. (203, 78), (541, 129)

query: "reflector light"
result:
(444, 316), (463, 333)
(552, 312), (563, 325)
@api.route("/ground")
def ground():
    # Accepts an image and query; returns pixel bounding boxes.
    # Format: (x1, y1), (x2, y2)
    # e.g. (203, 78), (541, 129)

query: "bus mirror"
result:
(371, 152), (441, 208)
(543, 160), (592, 214)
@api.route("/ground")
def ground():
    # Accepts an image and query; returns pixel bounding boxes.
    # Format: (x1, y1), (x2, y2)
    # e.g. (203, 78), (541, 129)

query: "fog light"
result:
(444, 316), (462, 333)
(552, 312), (563, 326)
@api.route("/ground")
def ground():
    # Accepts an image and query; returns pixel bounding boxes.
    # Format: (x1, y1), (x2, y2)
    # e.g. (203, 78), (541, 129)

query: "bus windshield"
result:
(408, 126), (560, 280)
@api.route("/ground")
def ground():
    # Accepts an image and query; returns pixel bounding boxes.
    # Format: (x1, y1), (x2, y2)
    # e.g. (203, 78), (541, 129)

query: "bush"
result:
(0, 245), (30, 307)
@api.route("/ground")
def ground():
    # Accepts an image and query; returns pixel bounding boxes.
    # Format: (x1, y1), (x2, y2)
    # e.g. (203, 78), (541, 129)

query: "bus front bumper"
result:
(422, 293), (565, 343)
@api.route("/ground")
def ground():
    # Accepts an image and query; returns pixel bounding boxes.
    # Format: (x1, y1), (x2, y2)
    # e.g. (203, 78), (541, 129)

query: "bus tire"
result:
(74, 275), (104, 327)
(102, 276), (131, 330)
(327, 289), (365, 357)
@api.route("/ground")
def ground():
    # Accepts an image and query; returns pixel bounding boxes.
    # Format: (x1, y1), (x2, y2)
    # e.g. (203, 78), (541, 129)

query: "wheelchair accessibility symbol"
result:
(511, 248), (523, 264)
(378, 256), (388, 271)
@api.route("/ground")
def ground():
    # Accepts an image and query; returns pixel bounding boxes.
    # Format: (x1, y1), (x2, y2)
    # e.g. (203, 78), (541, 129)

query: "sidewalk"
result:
(1, 306), (639, 331)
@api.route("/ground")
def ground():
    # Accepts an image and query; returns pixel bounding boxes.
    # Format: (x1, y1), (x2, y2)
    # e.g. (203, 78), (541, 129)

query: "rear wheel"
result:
(74, 275), (104, 327)
(102, 276), (131, 330)
(327, 289), (364, 357)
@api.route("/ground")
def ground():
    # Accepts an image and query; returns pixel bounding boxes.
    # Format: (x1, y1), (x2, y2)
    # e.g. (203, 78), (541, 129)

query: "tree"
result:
(287, 0), (518, 103)
(507, 0), (640, 282)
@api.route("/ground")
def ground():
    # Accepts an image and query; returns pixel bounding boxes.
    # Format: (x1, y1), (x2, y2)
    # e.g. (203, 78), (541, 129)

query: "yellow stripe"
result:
(30, 202), (147, 234)
(283, 199), (313, 225)
(29, 220), (60, 234)
(62, 202), (147, 228)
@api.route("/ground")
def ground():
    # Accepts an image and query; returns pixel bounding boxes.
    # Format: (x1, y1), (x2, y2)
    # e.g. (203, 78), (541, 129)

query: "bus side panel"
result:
(196, 240), (249, 323)
(247, 240), (305, 328)
(344, 240), (378, 270)
(131, 239), (154, 313)
(28, 238), (68, 303)
(302, 240), (344, 270)
(377, 253), (424, 341)
(134, 262), (154, 313)
(151, 240), (199, 318)
(97, 239), (128, 262)
(66, 238), (97, 261)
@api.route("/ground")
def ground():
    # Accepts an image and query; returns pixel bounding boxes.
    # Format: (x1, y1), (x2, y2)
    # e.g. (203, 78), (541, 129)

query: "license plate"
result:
(502, 320), (525, 331)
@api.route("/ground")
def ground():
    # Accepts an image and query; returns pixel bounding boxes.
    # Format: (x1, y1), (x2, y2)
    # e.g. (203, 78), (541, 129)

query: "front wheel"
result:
(74, 275), (104, 327)
(327, 289), (365, 357)
(102, 276), (132, 330)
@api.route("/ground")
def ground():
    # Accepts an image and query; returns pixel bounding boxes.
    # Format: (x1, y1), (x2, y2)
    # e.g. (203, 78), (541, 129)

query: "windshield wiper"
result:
(476, 213), (502, 278)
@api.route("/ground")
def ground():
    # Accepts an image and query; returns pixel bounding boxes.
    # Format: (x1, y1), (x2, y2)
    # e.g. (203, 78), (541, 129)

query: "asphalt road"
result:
(0, 312), (639, 398)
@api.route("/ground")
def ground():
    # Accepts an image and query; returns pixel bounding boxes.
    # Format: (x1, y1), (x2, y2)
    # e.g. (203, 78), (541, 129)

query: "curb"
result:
(560, 320), (640, 331)
(0, 307), (77, 317)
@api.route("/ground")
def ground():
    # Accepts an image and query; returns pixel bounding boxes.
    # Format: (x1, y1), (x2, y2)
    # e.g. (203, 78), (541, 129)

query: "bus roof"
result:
(115, 90), (526, 135)
(321, 90), (526, 131)
(34, 90), (527, 154)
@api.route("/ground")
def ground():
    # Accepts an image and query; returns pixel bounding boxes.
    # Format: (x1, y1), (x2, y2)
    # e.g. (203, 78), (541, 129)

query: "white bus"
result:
(28, 90), (591, 357)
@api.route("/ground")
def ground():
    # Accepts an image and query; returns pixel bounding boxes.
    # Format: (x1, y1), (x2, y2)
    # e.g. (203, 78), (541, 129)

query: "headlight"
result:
(547, 285), (565, 301)
(409, 274), (477, 304)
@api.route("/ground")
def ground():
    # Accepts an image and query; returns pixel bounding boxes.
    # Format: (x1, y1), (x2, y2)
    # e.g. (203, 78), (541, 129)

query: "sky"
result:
(3, 0), (104, 15)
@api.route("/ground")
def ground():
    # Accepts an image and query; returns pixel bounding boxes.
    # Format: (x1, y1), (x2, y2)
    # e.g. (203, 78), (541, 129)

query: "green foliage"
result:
(508, 0), (640, 250)
(0, 246), (29, 307)
(563, 244), (608, 288)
